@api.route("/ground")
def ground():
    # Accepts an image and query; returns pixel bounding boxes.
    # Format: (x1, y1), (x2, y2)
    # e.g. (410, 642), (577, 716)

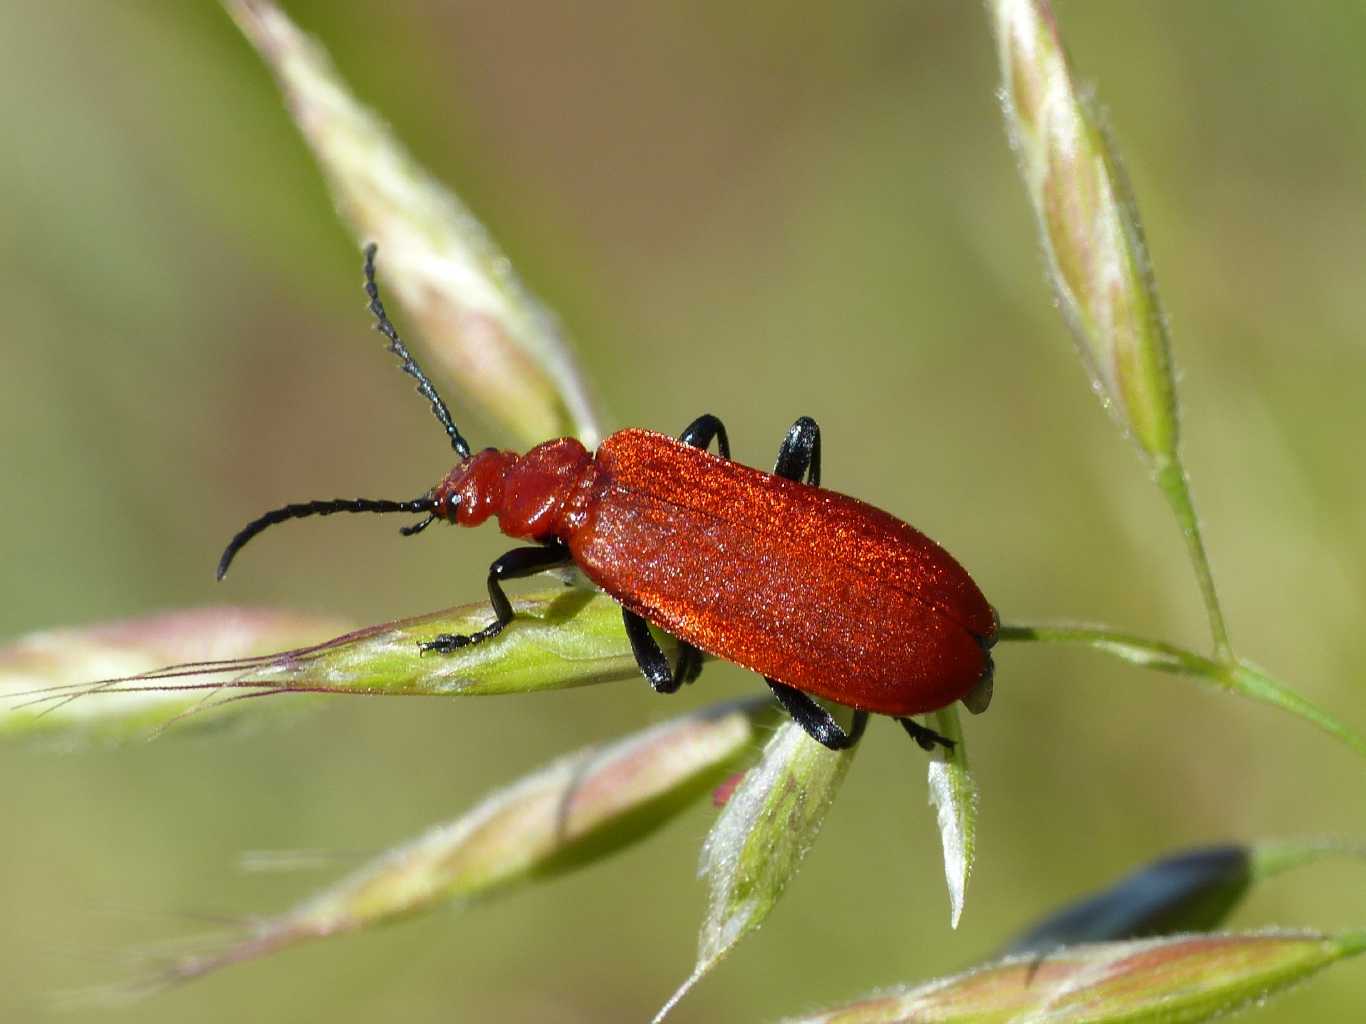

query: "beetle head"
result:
(431, 449), (520, 528)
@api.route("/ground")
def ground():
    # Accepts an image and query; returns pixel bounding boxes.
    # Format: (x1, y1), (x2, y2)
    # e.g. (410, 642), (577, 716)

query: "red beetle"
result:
(218, 246), (998, 751)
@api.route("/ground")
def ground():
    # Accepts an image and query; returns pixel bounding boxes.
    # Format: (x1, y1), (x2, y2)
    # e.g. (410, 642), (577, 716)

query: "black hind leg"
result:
(766, 416), (872, 748)
(773, 416), (821, 486)
(772, 417), (950, 756)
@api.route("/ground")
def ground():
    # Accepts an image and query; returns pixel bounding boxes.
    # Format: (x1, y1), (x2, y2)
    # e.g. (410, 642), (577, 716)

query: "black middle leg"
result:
(622, 412), (734, 691)
(766, 678), (868, 751)
(622, 609), (692, 694)
(422, 543), (571, 653)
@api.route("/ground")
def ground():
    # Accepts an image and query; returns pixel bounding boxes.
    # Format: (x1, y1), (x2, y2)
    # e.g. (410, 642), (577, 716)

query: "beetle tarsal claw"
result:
(419, 633), (474, 655)
(960, 663), (994, 715)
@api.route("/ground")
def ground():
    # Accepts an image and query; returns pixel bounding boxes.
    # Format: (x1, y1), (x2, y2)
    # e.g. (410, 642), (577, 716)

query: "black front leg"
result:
(766, 678), (868, 751)
(422, 543), (571, 653)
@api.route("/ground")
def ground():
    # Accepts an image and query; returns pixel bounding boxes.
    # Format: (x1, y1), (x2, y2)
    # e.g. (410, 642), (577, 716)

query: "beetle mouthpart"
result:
(961, 657), (994, 715)
(400, 513), (437, 537)
(400, 492), (446, 536)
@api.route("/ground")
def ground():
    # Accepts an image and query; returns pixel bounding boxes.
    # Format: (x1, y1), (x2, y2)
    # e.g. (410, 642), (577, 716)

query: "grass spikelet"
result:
(223, 0), (604, 447)
(132, 698), (776, 988)
(784, 930), (1366, 1023)
(990, 0), (1231, 659)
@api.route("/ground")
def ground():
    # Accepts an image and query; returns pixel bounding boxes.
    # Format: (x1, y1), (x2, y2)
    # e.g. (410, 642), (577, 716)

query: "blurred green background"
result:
(3, 2), (1365, 1021)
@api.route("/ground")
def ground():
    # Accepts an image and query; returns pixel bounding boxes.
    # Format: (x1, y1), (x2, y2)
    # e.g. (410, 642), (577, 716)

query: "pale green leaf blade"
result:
(655, 716), (861, 1022)
(223, 0), (604, 447)
(927, 706), (977, 929)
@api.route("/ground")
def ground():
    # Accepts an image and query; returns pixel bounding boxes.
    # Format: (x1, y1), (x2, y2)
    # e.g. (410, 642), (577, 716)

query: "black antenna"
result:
(217, 496), (438, 580)
(363, 243), (472, 459)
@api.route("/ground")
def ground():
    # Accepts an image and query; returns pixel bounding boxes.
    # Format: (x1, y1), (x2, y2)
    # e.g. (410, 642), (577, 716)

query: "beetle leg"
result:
(658, 413), (734, 685)
(773, 416), (821, 486)
(772, 419), (957, 756)
(622, 609), (699, 693)
(679, 413), (731, 459)
(897, 717), (956, 752)
(765, 678), (868, 750)
(421, 543), (571, 653)
(674, 645), (704, 685)
(768, 420), (863, 747)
